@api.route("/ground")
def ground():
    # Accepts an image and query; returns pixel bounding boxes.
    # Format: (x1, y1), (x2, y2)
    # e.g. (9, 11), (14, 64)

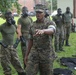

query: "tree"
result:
(0, 0), (21, 14)
(46, 0), (57, 10)
(52, 0), (57, 10)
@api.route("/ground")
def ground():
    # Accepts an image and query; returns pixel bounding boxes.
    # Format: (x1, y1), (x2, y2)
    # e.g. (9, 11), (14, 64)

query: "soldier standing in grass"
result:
(17, 6), (33, 68)
(53, 8), (64, 52)
(62, 7), (73, 46)
(24, 4), (56, 75)
(0, 11), (26, 75)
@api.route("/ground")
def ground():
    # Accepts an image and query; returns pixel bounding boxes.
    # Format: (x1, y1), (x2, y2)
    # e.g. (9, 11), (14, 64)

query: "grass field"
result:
(0, 16), (76, 75)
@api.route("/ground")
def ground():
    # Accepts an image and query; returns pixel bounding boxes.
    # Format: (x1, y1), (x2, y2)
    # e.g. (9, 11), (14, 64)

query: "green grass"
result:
(0, 16), (76, 75)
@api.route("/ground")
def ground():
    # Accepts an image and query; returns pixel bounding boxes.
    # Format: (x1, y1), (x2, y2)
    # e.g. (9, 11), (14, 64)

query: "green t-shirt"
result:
(0, 23), (16, 45)
(17, 16), (33, 33)
(63, 12), (73, 23)
(53, 15), (63, 28)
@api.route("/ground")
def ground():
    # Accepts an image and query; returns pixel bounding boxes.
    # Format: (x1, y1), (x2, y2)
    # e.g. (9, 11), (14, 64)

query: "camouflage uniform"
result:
(26, 18), (56, 75)
(17, 16), (32, 62)
(0, 23), (25, 75)
(53, 14), (64, 52)
(63, 12), (73, 45)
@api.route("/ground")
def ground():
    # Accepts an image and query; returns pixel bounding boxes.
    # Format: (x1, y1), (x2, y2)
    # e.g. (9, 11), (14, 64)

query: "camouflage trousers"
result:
(26, 48), (55, 75)
(54, 28), (64, 52)
(1, 45), (25, 75)
(64, 22), (71, 40)
(21, 39), (28, 68)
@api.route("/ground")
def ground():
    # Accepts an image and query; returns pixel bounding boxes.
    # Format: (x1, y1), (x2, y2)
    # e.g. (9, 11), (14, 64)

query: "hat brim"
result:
(35, 9), (44, 13)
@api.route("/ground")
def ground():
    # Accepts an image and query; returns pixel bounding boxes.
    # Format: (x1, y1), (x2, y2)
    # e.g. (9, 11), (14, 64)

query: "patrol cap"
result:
(34, 4), (46, 13)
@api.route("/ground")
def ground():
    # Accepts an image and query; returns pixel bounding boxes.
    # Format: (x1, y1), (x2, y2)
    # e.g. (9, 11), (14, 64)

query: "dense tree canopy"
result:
(0, 0), (21, 14)
(0, 0), (57, 15)
(52, 0), (57, 10)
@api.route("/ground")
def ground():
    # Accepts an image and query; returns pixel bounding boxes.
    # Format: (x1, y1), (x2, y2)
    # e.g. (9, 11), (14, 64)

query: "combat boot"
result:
(17, 72), (26, 75)
(59, 48), (65, 52)
(62, 39), (64, 46)
(60, 49), (65, 52)
(24, 63), (26, 69)
(55, 49), (61, 53)
(65, 40), (70, 46)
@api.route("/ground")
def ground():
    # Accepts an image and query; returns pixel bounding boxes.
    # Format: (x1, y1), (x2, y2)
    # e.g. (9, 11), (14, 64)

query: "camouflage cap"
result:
(34, 4), (46, 13)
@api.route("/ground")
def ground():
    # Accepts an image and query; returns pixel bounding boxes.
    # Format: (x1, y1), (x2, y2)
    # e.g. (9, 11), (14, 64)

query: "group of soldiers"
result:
(0, 3), (73, 75)
(53, 7), (73, 52)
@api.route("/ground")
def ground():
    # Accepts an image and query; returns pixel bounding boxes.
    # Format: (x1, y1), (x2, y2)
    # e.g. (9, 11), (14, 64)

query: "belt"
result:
(34, 46), (48, 50)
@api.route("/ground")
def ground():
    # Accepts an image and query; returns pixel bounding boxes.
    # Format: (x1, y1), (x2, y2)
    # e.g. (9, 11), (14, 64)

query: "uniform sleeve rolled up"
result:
(48, 25), (56, 32)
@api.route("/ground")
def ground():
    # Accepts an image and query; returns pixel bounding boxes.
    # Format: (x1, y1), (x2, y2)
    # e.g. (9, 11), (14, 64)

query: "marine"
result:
(24, 4), (56, 75)
(0, 11), (26, 75)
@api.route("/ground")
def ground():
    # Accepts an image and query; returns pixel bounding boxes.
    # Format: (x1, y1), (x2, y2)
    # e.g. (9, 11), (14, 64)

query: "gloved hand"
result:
(20, 36), (26, 46)
(0, 42), (7, 48)
(13, 38), (20, 48)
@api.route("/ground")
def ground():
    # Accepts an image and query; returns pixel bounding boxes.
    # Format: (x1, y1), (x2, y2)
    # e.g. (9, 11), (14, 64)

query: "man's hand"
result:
(20, 36), (26, 46)
(33, 29), (44, 36)
(13, 38), (20, 48)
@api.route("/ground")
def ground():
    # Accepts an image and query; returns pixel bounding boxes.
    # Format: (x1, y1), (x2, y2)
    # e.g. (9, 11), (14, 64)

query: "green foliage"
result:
(46, 1), (51, 10)
(45, 0), (57, 12)
(52, 0), (57, 10)
(0, 0), (21, 14)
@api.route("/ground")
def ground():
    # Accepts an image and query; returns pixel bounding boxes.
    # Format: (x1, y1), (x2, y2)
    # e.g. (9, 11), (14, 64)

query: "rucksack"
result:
(60, 57), (76, 69)
(53, 68), (73, 75)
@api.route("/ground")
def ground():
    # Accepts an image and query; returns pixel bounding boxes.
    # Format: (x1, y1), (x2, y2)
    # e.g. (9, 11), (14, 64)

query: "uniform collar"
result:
(36, 18), (46, 23)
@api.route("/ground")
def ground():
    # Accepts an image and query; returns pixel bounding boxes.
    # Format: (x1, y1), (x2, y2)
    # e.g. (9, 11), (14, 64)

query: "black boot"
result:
(24, 63), (26, 69)
(65, 40), (70, 46)
(62, 39), (64, 46)
(17, 72), (26, 75)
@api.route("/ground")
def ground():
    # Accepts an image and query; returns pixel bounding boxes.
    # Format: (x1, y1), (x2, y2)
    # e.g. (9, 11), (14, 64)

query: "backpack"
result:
(60, 57), (76, 69)
(53, 68), (73, 75)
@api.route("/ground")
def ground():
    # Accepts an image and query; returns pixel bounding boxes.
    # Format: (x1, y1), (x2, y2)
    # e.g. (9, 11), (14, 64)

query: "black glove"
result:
(0, 42), (7, 48)
(20, 36), (26, 46)
(13, 38), (20, 48)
